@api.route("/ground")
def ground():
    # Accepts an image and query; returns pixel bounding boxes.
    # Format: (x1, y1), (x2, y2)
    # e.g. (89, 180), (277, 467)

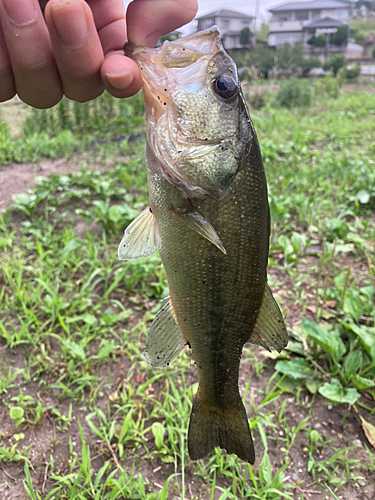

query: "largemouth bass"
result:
(119, 27), (287, 464)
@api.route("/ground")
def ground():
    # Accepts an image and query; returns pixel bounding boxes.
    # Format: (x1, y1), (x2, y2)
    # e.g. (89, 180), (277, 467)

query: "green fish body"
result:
(119, 27), (287, 463)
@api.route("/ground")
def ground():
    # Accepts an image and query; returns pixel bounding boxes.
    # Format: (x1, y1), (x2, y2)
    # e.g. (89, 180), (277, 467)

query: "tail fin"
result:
(188, 395), (255, 464)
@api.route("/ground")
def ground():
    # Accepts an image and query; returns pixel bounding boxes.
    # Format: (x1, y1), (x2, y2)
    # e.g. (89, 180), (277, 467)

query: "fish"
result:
(119, 27), (288, 464)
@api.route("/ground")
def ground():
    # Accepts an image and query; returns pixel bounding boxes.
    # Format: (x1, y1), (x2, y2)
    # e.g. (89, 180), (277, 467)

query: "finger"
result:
(101, 52), (142, 98)
(44, 0), (105, 102)
(0, 25), (15, 102)
(85, 2), (142, 97)
(126, 0), (198, 47)
(0, 0), (62, 108)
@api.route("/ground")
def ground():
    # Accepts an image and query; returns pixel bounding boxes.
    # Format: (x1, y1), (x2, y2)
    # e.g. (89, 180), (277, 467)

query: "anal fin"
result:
(118, 207), (160, 261)
(145, 298), (186, 367)
(249, 284), (288, 353)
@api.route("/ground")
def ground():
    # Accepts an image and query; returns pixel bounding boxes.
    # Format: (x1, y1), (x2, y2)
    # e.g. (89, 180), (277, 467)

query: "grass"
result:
(0, 84), (375, 499)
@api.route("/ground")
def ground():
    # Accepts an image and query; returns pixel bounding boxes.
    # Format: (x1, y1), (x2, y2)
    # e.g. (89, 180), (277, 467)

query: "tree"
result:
(331, 25), (349, 45)
(257, 23), (270, 42)
(323, 53), (346, 76)
(240, 28), (251, 46)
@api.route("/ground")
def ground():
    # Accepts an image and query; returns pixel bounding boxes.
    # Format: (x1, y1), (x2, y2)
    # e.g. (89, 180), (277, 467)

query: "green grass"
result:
(0, 85), (375, 499)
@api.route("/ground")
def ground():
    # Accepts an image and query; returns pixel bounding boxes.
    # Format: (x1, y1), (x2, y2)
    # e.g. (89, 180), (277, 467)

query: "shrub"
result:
(275, 81), (312, 108)
(314, 71), (342, 99)
(323, 54), (346, 76)
(248, 92), (267, 110)
(331, 25), (349, 46)
(307, 34), (327, 47)
(346, 64), (361, 80)
(240, 27), (251, 46)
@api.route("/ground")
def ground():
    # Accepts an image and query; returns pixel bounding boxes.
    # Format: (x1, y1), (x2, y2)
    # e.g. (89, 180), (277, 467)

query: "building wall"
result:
(269, 6), (350, 47)
(269, 32), (304, 46)
(198, 16), (252, 35)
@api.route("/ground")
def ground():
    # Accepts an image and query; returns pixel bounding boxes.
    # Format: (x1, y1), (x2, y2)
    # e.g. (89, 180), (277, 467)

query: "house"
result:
(268, 0), (350, 52)
(196, 9), (255, 49)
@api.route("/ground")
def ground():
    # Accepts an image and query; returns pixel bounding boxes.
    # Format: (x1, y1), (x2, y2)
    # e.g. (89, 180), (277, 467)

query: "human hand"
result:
(0, 0), (197, 108)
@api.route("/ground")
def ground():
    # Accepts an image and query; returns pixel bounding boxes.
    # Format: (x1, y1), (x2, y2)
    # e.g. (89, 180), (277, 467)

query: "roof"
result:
(304, 17), (347, 28)
(269, 1), (349, 12)
(196, 9), (254, 20)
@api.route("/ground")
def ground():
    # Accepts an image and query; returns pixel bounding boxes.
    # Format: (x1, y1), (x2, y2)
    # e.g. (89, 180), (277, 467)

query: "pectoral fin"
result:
(250, 284), (288, 353)
(177, 208), (226, 255)
(145, 298), (187, 367)
(118, 207), (160, 260)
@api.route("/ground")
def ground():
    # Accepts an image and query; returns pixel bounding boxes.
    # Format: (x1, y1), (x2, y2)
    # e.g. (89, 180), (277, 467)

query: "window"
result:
(221, 19), (230, 29)
(296, 12), (309, 21)
(312, 10), (321, 19)
(338, 9), (349, 19)
(201, 19), (214, 29)
(278, 16), (288, 23)
(242, 20), (249, 26)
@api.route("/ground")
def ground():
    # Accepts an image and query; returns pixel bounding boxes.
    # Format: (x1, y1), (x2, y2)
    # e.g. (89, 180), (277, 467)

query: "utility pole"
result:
(254, 0), (260, 44)
(255, 0), (260, 29)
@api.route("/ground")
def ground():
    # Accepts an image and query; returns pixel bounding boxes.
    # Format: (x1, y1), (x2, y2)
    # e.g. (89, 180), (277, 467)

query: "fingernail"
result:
(3, 0), (38, 26)
(50, 1), (89, 49)
(106, 70), (134, 90)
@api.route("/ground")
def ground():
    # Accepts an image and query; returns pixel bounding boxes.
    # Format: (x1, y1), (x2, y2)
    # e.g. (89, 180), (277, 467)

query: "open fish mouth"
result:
(124, 27), (222, 70)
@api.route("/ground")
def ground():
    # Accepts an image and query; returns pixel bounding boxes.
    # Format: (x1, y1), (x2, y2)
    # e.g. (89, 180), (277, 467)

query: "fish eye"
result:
(213, 75), (238, 99)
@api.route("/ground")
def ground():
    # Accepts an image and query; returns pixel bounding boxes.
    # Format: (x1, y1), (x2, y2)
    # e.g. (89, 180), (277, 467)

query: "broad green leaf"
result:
(356, 190), (370, 204)
(343, 289), (363, 321)
(98, 342), (115, 360)
(9, 407), (24, 420)
(275, 358), (314, 379)
(302, 319), (346, 361)
(62, 340), (85, 360)
(346, 323), (375, 360)
(353, 375), (375, 390)
(343, 350), (363, 382)
(151, 422), (165, 449)
(108, 205), (122, 222)
(306, 378), (322, 394)
(318, 379), (359, 405)
(310, 429), (323, 444)
(67, 314), (97, 325)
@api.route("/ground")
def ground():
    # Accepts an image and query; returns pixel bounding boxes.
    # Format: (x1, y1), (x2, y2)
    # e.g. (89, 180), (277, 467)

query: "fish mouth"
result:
(124, 27), (221, 69)
(123, 27), (227, 118)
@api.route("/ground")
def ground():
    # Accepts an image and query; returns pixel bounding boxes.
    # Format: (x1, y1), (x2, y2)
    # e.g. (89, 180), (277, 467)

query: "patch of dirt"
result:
(0, 159), (72, 212)
(342, 84), (375, 93)
(0, 156), (118, 212)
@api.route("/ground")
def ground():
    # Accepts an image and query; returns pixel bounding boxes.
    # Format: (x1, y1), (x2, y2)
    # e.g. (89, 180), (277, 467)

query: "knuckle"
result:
(18, 56), (55, 75)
